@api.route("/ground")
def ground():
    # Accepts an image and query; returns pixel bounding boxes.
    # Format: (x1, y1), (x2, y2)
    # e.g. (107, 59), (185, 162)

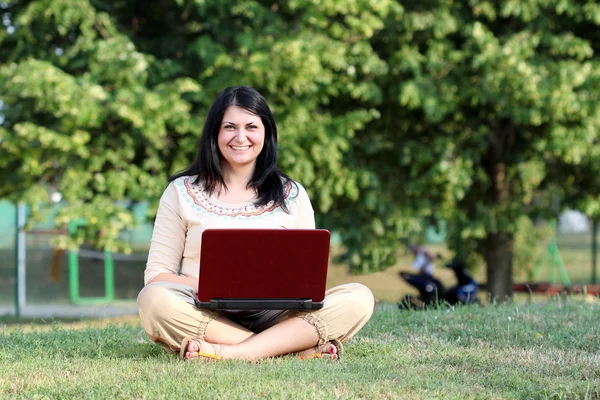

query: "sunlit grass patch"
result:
(1, 300), (598, 399)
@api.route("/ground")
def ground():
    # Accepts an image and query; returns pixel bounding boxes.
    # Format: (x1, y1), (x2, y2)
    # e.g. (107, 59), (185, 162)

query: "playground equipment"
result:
(512, 220), (600, 296)
(12, 204), (147, 317)
(67, 218), (115, 304)
(13, 213), (116, 317)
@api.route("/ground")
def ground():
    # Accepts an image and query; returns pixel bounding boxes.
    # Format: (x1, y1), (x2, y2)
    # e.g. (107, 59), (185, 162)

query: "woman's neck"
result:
(217, 162), (257, 202)
(221, 162), (254, 188)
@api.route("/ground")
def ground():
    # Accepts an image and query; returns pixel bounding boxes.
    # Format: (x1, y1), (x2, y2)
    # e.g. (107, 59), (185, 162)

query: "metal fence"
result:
(0, 201), (150, 317)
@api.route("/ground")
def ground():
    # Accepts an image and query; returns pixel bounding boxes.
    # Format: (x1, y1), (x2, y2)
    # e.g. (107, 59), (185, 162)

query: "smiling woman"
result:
(136, 86), (375, 362)
(169, 86), (286, 209)
(218, 106), (265, 173)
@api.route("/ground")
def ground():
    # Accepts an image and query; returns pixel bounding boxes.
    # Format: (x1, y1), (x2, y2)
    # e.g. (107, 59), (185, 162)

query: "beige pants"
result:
(137, 281), (375, 353)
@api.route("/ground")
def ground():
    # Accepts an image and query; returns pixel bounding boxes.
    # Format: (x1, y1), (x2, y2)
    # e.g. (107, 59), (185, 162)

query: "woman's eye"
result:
(247, 125), (257, 130)
(224, 125), (235, 130)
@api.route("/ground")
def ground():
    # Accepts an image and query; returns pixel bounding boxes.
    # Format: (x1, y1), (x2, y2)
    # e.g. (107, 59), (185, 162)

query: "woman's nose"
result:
(234, 129), (247, 141)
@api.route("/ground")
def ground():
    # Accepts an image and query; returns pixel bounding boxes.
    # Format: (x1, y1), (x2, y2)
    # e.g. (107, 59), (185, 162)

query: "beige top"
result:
(144, 175), (315, 285)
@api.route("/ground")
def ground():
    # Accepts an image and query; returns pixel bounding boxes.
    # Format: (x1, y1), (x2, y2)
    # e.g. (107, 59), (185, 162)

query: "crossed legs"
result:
(185, 316), (330, 361)
(137, 282), (374, 361)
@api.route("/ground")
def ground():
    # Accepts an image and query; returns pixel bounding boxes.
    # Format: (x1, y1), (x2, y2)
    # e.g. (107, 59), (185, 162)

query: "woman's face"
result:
(218, 105), (265, 171)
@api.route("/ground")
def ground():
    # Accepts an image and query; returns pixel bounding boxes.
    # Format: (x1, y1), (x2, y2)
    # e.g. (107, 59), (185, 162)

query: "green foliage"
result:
(1, 0), (600, 288)
(0, 0), (396, 254)
(353, 0), (600, 290)
(372, 0), (600, 225)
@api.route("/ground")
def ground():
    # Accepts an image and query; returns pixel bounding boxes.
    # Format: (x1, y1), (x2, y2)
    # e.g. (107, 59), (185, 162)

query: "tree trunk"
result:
(484, 232), (514, 302)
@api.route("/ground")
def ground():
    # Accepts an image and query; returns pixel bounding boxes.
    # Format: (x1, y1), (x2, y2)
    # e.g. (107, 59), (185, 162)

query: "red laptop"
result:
(195, 229), (330, 310)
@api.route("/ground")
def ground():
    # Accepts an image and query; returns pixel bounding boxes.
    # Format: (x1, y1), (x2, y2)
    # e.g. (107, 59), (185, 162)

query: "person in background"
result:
(398, 244), (443, 308)
(409, 244), (437, 277)
(137, 85), (375, 362)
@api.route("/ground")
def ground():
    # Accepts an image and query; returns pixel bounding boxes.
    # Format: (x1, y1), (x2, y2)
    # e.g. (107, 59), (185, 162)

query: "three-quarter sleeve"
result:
(294, 183), (316, 229)
(144, 182), (187, 285)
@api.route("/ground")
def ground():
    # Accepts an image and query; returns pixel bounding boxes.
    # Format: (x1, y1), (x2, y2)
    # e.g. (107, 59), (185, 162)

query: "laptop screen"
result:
(196, 229), (330, 310)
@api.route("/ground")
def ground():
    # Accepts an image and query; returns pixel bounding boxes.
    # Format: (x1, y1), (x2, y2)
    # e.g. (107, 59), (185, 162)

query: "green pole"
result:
(68, 220), (80, 303)
(67, 218), (115, 304)
(548, 219), (570, 286)
(105, 250), (115, 301)
(68, 250), (80, 303)
(592, 219), (598, 285)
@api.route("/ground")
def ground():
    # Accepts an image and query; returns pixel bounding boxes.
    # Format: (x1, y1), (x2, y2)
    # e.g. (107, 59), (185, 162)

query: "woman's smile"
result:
(218, 105), (265, 169)
(230, 145), (252, 151)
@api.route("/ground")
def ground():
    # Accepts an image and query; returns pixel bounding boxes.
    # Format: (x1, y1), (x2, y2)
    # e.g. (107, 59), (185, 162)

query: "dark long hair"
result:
(170, 86), (295, 212)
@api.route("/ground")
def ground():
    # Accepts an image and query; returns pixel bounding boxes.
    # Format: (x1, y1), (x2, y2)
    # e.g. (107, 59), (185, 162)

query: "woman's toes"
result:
(325, 343), (337, 355)
(188, 341), (199, 353)
(318, 342), (339, 359)
(184, 340), (200, 360)
(295, 341), (339, 360)
(321, 345), (338, 360)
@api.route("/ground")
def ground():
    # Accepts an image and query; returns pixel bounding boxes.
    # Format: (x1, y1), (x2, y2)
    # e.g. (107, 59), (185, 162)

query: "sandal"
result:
(179, 336), (222, 361)
(296, 339), (344, 360)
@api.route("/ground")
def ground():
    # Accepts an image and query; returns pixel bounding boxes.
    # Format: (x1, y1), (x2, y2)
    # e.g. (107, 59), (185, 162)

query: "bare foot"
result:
(295, 342), (339, 360)
(181, 338), (341, 361)
(183, 339), (224, 361)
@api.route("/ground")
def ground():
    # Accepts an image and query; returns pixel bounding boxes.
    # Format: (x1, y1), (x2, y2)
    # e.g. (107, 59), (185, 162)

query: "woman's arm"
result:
(144, 182), (189, 286)
(294, 183), (316, 229)
(147, 272), (197, 291)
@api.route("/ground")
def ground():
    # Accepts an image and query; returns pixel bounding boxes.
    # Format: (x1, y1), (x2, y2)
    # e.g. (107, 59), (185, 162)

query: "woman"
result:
(137, 86), (375, 361)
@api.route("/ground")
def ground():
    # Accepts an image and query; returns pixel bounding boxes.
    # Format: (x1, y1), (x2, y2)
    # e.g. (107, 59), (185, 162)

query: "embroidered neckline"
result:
(209, 190), (257, 207)
(175, 177), (296, 218)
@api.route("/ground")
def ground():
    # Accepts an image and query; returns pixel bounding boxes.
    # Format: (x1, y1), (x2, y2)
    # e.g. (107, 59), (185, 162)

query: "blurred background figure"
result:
(397, 243), (442, 309)
(409, 244), (438, 277)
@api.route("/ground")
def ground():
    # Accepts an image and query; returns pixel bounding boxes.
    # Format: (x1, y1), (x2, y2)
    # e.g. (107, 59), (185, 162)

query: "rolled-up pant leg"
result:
(297, 283), (375, 346)
(137, 282), (218, 353)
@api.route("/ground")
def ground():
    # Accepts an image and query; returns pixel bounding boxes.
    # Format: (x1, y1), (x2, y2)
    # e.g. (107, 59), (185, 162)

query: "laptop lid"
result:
(196, 229), (330, 310)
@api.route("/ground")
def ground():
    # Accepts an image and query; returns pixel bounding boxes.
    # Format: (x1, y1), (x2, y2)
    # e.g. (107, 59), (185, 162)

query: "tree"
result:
(0, 0), (398, 254)
(3, 0), (600, 300)
(362, 0), (600, 299)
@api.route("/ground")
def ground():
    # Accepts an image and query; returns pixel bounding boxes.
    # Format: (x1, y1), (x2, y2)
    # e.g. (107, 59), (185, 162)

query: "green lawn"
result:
(1, 300), (599, 399)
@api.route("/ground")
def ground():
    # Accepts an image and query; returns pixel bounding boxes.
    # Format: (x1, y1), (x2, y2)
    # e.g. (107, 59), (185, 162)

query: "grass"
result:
(1, 300), (599, 399)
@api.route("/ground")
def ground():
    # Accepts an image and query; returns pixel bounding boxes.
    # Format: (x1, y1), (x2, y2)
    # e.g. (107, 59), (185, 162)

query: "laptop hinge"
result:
(195, 298), (323, 310)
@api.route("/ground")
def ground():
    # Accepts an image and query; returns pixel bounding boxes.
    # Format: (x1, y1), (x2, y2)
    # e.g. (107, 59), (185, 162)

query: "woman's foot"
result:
(295, 342), (339, 360)
(180, 337), (343, 361)
(181, 338), (225, 361)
